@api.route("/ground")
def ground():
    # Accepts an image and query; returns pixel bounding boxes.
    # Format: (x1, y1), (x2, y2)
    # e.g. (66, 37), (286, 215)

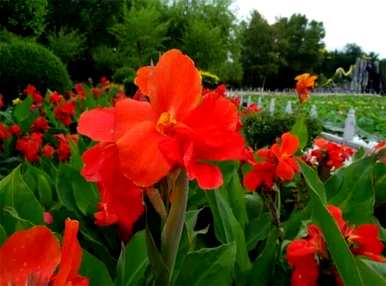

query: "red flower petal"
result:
(350, 224), (385, 260)
(186, 161), (223, 190)
(276, 159), (296, 181)
(52, 219), (88, 286)
(117, 121), (171, 187)
(138, 49), (202, 120)
(78, 108), (115, 142)
(0, 226), (61, 286)
(114, 98), (155, 138)
(135, 66), (153, 95)
(243, 170), (263, 191)
(327, 204), (347, 233)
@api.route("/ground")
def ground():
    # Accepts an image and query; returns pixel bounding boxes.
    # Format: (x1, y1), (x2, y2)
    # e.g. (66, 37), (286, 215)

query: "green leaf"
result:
(291, 114), (308, 149)
(205, 190), (251, 280)
(219, 161), (248, 229)
(115, 230), (149, 286)
(174, 243), (237, 286)
(326, 157), (376, 223)
(80, 250), (114, 286)
(56, 165), (98, 215)
(374, 163), (386, 206)
(299, 161), (365, 286)
(0, 166), (44, 233)
(246, 228), (278, 285)
(23, 165), (53, 208)
(356, 258), (386, 285)
(245, 212), (272, 251)
(12, 96), (37, 132)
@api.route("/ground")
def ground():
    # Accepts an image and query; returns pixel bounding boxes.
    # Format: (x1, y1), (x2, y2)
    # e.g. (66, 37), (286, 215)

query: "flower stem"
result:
(161, 169), (189, 284)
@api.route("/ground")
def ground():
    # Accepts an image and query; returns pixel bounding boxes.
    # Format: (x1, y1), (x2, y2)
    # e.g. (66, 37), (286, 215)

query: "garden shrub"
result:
(47, 27), (86, 64)
(112, 66), (136, 84)
(0, 40), (72, 101)
(242, 111), (323, 149)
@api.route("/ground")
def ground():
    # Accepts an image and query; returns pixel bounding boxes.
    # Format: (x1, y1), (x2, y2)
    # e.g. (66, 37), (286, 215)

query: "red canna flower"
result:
(99, 76), (110, 87)
(42, 144), (55, 158)
(78, 49), (245, 190)
(24, 84), (37, 96)
(54, 101), (76, 126)
(243, 132), (300, 191)
(306, 138), (354, 171)
(31, 116), (49, 132)
(75, 83), (86, 100)
(91, 87), (103, 98)
(295, 73), (317, 103)
(8, 124), (21, 136)
(229, 96), (241, 107)
(56, 134), (71, 161)
(0, 219), (88, 286)
(0, 123), (10, 140)
(50, 91), (63, 105)
(16, 132), (43, 161)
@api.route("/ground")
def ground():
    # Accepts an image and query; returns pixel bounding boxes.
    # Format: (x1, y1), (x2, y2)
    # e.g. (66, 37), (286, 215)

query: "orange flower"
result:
(243, 132), (300, 191)
(295, 73), (317, 103)
(0, 219), (88, 286)
(78, 49), (244, 190)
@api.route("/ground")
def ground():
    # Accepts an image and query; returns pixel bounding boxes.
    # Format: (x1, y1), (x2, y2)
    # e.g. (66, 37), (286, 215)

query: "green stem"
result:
(161, 170), (189, 284)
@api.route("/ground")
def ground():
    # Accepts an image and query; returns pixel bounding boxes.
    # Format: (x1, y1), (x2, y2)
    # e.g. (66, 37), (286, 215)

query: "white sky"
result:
(232, 0), (386, 58)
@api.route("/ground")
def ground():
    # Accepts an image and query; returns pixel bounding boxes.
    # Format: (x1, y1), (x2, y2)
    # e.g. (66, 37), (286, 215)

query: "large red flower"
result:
(78, 49), (244, 190)
(0, 219), (88, 286)
(243, 132), (300, 191)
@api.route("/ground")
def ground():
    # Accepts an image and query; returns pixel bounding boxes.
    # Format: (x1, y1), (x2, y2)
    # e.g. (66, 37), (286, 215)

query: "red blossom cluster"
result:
(295, 73), (317, 104)
(54, 101), (76, 126)
(243, 132), (300, 191)
(24, 84), (44, 108)
(286, 204), (385, 286)
(0, 219), (88, 286)
(304, 138), (354, 171)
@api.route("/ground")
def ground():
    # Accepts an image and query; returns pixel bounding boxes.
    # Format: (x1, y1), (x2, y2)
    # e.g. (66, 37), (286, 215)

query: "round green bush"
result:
(0, 40), (72, 101)
(242, 111), (323, 149)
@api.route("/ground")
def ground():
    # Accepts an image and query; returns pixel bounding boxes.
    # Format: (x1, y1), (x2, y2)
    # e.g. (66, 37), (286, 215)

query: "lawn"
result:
(247, 93), (386, 139)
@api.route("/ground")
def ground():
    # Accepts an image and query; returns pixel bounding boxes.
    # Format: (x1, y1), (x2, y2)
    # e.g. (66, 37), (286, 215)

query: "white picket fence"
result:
(233, 94), (380, 150)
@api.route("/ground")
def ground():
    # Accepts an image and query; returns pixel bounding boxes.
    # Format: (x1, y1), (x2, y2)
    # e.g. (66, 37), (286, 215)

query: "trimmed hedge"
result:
(242, 111), (323, 149)
(0, 40), (72, 101)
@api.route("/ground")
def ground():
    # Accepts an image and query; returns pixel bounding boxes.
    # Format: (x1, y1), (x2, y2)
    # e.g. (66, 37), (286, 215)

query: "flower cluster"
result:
(286, 204), (385, 286)
(304, 138), (354, 171)
(0, 219), (88, 286)
(243, 132), (300, 191)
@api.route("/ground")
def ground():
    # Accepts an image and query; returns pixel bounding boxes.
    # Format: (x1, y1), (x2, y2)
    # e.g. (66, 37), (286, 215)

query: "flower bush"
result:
(0, 50), (385, 286)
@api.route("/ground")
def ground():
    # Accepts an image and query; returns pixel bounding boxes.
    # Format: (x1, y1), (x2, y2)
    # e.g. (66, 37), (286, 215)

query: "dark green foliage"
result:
(112, 66), (136, 84)
(47, 27), (86, 64)
(0, 0), (48, 37)
(380, 60), (386, 94)
(0, 41), (72, 100)
(242, 112), (323, 149)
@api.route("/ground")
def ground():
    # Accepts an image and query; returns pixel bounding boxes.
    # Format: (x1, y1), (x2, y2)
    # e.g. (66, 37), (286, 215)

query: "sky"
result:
(231, 0), (386, 58)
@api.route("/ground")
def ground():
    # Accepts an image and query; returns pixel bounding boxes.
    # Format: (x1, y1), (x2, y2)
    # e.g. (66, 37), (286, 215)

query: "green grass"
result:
(247, 94), (386, 139)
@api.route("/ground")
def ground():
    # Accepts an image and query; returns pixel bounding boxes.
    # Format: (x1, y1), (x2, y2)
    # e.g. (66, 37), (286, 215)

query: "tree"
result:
(240, 11), (279, 88)
(272, 14), (325, 88)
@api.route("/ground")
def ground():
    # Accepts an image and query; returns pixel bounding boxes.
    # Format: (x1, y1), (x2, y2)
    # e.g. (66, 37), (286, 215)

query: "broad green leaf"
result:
(174, 243), (236, 286)
(23, 165), (53, 208)
(246, 228), (278, 285)
(219, 161), (248, 229)
(206, 190), (251, 279)
(116, 231), (148, 286)
(291, 114), (308, 149)
(245, 212), (272, 251)
(56, 165), (98, 215)
(299, 161), (364, 286)
(0, 166), (44, 234)
(80, 250), (114, 286)
(326, 157), (376, 223)
(356, 258), (386, 285)
(283, 203), (311, 240)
